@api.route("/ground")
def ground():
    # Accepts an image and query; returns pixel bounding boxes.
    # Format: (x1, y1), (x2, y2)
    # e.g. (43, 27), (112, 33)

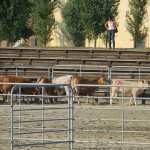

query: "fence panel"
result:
(9, 83), (73, 150)
(110, 66), (150, 80)
(72, 84), (150, 149)
(1, 83), (150, 149)
(52, 65), (110, 79)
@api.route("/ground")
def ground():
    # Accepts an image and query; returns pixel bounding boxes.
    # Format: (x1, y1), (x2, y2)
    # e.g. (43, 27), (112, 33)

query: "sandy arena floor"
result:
(0, 98), (150, 150)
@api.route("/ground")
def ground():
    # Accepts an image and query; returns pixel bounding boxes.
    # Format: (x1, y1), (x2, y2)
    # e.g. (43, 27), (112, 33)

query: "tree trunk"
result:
(134, 40), (136, 48)
(106, 36), (107, 48)
(94, 36), (97, 48)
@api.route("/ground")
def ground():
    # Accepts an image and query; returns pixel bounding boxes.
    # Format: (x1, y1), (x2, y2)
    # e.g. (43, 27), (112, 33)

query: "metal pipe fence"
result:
(1, 64), (150, 81)
(0, 64), (52, 79)
(52, 65), (110, 79)
(0, 75), (150, 149)
(0, 83), (73, 150)
(110, 66), (150, 80)
(72, 84), (150, 149)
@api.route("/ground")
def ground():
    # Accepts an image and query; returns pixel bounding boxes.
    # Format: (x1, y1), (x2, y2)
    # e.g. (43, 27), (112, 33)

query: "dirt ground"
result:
(0, 98), (150, 150)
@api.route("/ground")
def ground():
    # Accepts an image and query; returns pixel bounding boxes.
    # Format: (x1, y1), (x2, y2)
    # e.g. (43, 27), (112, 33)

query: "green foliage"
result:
(0, 0), (32, 45)
(21, 25), (34, 40)
(61, 0), (120, 47)
(81, 0), (120, 47)
(126, 0), (148, 48)
(61, 0), (85, 47)
(32, 0), (60, 46)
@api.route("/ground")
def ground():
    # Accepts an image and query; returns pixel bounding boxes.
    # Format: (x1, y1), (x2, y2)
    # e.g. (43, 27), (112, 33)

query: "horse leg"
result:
(110, 91), (115, 105)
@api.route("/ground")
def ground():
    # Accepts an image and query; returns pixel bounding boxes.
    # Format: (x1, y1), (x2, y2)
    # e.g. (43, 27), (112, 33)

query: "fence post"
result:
(67, 85), (74, 149)
(11, 86), (15, 150)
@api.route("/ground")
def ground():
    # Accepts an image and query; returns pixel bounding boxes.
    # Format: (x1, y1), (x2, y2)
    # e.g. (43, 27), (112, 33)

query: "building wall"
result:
(116, 0), (133, 48)
(48, 0), (150, 48)
(47, 0), (68, 47)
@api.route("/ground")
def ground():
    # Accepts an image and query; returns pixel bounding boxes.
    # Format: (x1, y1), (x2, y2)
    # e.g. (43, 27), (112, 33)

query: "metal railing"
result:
(0, 70), (150, 149)
(0, 83), (73, 150)
(72, 84), (150, 149)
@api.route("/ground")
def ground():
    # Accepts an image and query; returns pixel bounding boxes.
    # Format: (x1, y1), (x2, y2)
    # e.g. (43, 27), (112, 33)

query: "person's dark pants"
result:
(108, 30), (115, 49)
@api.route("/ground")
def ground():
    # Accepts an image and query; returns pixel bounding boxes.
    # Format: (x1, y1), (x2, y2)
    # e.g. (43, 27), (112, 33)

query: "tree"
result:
(32, 0), (60, 46)
(0, 0), (32, 45)
(61, 0), (85, 47)
(126, 0), (148, 48)
(21, 25), (34, 41)
(81, 0), (120, 47)
(61, 0), (120, 47)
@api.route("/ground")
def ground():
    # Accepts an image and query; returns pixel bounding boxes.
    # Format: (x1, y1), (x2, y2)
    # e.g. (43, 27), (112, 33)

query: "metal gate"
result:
(10, 83), (73, 150)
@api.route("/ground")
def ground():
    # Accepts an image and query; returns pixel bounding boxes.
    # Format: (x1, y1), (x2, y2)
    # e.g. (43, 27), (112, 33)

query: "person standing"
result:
(105, 16), (119, 49)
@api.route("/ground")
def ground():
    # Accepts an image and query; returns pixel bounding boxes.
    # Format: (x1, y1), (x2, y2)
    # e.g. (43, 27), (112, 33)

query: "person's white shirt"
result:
(108, 21), (115, 30)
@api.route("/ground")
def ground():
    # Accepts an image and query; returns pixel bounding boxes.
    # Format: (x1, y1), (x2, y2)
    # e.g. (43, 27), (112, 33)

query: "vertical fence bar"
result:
(67, 86), (71, 150)
(42, 87), (44, 143)
(70, 86), (74, 149)
(121, 86), (125, 143)
(19, 86), (22, 139)
(15, 64), (18, 77)
(48, 68), (51, 80)
(11, 86), (15, 150)
(138, 67), (141, 80)
(67, 85), (74, 150)
(79, 65), (82, 77)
